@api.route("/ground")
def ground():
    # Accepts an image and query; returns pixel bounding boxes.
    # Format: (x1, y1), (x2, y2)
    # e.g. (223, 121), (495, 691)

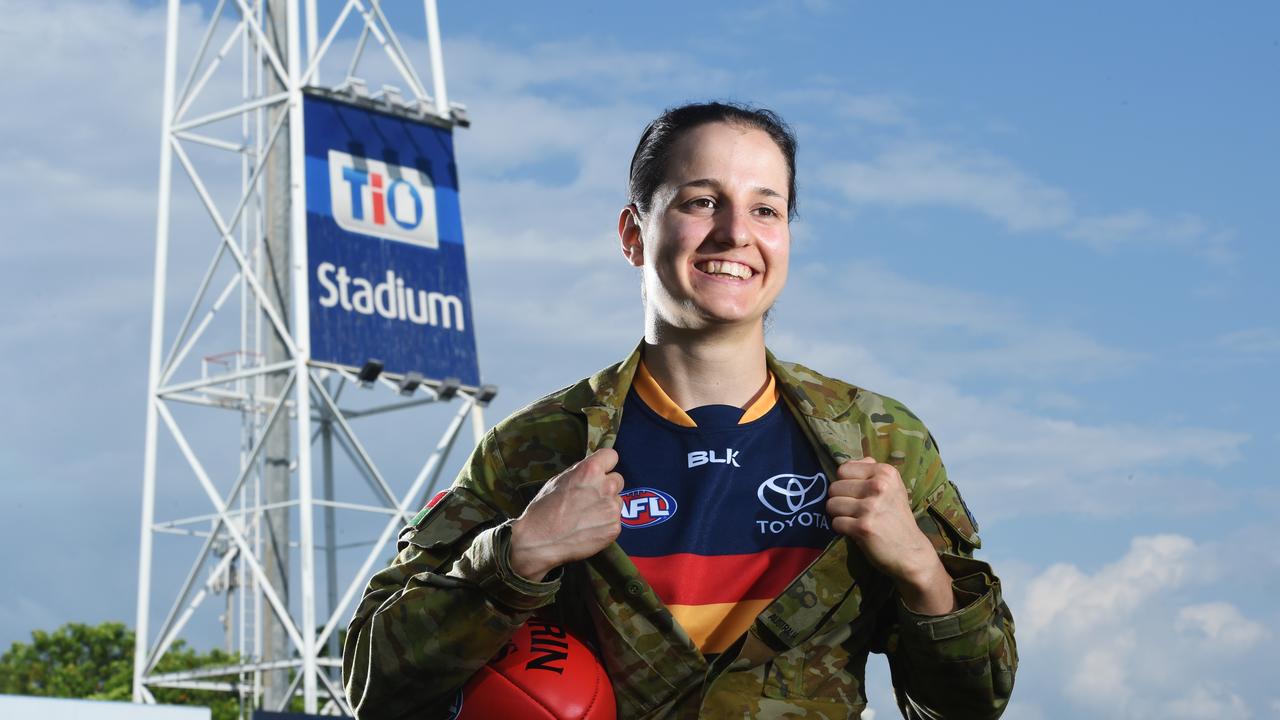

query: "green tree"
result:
(0, 621), (241, 720)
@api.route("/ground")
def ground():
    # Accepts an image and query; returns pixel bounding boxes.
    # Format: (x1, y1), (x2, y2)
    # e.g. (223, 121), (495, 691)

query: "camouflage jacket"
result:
(343, 346), (1017, 719)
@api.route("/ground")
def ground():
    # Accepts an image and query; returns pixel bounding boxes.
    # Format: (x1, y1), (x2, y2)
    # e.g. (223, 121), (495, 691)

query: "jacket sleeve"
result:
(877, 433), (1019, 720)
(341, 429), (559, 719)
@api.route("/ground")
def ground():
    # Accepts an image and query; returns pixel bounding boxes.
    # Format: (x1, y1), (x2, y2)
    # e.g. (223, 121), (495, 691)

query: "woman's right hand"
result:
(508, 448), (625, 582)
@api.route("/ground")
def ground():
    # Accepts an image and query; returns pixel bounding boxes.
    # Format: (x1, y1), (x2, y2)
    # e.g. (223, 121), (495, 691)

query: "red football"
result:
(450, 618), (616, 720)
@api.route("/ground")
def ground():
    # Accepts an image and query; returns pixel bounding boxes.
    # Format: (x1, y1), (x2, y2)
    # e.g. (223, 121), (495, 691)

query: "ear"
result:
(618, 204), (645, 267)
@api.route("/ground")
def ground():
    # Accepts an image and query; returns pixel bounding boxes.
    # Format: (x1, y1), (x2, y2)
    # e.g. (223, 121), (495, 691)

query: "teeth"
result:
(696, 260), (753, 279)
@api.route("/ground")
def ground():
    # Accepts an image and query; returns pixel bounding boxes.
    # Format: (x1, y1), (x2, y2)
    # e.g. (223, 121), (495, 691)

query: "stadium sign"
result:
(303, 92), (480, 387)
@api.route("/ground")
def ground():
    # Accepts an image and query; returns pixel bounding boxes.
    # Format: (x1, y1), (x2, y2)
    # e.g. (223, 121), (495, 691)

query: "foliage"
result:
(0, 621), (241, 720)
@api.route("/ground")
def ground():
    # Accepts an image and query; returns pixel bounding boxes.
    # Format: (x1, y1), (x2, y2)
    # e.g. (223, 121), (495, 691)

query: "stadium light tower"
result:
(134, 1), (488, 715)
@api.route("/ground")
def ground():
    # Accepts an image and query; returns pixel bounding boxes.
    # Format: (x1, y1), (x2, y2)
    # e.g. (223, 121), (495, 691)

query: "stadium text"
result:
(315, 262), (465, 331)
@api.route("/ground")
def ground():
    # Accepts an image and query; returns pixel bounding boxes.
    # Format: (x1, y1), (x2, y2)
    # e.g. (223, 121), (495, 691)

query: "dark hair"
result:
(627, 101), (798, 219)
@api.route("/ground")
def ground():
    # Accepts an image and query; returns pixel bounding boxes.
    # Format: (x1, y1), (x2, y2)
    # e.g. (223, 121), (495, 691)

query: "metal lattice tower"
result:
(134, 1), (483, 714)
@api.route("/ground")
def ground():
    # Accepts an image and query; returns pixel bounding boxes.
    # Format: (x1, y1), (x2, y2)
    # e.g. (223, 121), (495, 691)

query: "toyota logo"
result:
(757, 472), (828, 515)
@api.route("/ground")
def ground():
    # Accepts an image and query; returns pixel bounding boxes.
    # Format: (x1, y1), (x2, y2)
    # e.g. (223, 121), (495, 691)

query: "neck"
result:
(642, 319), (769, 410)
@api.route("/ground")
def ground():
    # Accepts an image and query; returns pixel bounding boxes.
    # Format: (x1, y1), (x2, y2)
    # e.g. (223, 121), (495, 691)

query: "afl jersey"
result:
(613, 361), (834, 654)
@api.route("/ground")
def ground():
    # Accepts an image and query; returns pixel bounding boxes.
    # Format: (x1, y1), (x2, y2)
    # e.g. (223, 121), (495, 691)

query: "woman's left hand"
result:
(826, 457), (957, 615)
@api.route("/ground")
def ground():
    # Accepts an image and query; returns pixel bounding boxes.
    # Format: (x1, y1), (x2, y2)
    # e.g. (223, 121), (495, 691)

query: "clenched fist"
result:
(509, 448), (625, 582)
(826, 457), (956, 615)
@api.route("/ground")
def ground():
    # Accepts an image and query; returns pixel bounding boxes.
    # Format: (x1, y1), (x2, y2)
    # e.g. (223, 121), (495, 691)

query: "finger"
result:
(834, 476), (891, 501)
(825, 496), (864, 518)
(603, 471), (625, 495)
(564, 448), (617, 483)
(837, 458), (877, 480)
(585, 447), (620, 474)
(830, 515), (863, 539)
(827, 478), (866, 498)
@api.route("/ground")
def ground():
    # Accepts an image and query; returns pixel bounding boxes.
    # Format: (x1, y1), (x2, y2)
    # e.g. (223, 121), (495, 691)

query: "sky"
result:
(1, 1), (1278, 718)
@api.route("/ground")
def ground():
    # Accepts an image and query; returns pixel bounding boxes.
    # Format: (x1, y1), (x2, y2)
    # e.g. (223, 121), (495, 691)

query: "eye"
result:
(683, 197), (717, 214)
(754, 204), (783, 219)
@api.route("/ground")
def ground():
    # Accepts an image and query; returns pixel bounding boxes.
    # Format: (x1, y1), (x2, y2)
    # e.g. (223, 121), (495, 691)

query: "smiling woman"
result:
(343, 102), (1018, 719)
(620, 121), (791, 343)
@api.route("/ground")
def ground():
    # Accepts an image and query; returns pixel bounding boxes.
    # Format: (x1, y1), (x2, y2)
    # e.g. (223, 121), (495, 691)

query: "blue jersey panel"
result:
(613, 390), (833, 558)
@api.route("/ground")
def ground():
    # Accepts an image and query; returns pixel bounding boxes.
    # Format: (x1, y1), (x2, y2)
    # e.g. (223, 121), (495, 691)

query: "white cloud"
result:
(820, 141), (1232, 261)
(1023, 534), (1196, 640)
(1066, 210), (1237, 264)
(1015, 535), (1274, 718)
(1160, 683), (1252, 719)
(1066, 635), (1136, 706)
(822, 141), (1074, 232)
(1176, 602), (1270, 651)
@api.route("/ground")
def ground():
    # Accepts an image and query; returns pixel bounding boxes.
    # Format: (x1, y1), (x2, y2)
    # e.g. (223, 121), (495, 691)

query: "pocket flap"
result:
(401, 487), (501, 554)
(924, 481), (982, 550)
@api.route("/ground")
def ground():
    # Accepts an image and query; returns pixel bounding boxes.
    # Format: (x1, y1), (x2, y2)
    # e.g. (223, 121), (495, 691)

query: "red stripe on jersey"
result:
(630, 547), (824, 606)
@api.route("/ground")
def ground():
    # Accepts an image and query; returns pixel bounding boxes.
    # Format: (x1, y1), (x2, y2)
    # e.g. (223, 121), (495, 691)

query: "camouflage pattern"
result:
(343, 344), (1017, 719)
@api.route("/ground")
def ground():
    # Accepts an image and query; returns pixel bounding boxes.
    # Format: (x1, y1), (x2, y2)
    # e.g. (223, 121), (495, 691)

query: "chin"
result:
(694, 309), (768, 330)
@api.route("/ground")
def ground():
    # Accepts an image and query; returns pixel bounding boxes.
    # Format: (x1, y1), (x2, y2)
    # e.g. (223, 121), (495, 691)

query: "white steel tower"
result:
(134, 1), (487, 715)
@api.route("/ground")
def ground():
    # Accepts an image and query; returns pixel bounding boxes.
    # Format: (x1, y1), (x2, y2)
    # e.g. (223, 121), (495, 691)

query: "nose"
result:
(711, 205), (752, 248)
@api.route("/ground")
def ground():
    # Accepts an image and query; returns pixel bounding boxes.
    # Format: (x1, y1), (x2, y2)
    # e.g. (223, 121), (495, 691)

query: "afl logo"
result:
(619, 488), (678, 528)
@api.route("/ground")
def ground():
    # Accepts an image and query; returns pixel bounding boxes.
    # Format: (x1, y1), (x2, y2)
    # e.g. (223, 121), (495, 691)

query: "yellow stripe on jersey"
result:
(634, 360), (778, 427)
(666, 599), (776, 654)
(739, 372), (779, 424)
(633, 361), (697, 427)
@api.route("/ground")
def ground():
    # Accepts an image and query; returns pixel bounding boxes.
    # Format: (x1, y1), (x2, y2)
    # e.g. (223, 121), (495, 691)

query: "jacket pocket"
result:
(919, 480), (982, 554)
(760, 579), (886, 704)
(400, 487), (501, 569)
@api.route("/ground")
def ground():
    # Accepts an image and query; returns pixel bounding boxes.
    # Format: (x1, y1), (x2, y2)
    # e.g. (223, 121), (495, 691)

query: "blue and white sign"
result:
(304, 93), (479, 387)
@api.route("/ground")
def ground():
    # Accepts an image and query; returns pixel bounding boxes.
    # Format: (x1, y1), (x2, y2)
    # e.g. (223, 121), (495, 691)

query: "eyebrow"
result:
(679, 178), (785, 201)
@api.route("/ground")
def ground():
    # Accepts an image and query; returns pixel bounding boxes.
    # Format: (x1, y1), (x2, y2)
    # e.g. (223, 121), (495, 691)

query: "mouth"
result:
(694, 259), (755, 280)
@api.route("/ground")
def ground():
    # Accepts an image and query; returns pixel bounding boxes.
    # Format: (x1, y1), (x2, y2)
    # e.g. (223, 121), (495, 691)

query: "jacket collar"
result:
(564, 341), (860, 433)
(561, 341), (643, 452)
(766, 350), (860, 421)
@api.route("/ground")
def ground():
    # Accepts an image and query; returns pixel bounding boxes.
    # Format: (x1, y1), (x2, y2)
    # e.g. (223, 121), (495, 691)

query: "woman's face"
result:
(621, 121), (791, 333)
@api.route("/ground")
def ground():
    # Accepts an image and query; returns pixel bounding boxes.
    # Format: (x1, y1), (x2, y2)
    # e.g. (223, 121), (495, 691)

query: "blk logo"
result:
(328, 150), (438, 247)
(687, 448), (741, 468)
(619, 488), (678, 529)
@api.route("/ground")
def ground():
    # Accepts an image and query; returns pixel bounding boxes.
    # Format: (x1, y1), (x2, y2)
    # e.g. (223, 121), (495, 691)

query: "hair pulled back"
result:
(627, 101), (798, 219)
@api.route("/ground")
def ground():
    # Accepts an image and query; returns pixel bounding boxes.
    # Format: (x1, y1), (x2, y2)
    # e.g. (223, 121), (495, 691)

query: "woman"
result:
(344, 103), (1017, 719)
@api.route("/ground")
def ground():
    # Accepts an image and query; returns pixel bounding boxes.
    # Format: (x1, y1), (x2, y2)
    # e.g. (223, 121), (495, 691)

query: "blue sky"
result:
(1, 1), (1277, 717)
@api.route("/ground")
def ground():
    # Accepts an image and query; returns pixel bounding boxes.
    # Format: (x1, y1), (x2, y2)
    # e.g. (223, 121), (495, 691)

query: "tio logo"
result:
(619, 488), (678, 529)
(328, 150), (438, 248)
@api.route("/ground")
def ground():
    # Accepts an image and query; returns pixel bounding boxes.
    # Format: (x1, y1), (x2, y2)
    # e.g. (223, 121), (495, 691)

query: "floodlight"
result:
(436, 377), (461, 401)
(344, 77), (369, 100)
(357, 359), (384, 386)
(378, 85), (404, 109)
(475, 384), (498, 405)
(398, 372), (424, 396)
(449, 102), (471, 128)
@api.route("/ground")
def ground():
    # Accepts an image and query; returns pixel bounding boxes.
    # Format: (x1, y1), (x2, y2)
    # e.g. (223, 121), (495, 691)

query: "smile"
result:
(694, 259), (755, 280)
